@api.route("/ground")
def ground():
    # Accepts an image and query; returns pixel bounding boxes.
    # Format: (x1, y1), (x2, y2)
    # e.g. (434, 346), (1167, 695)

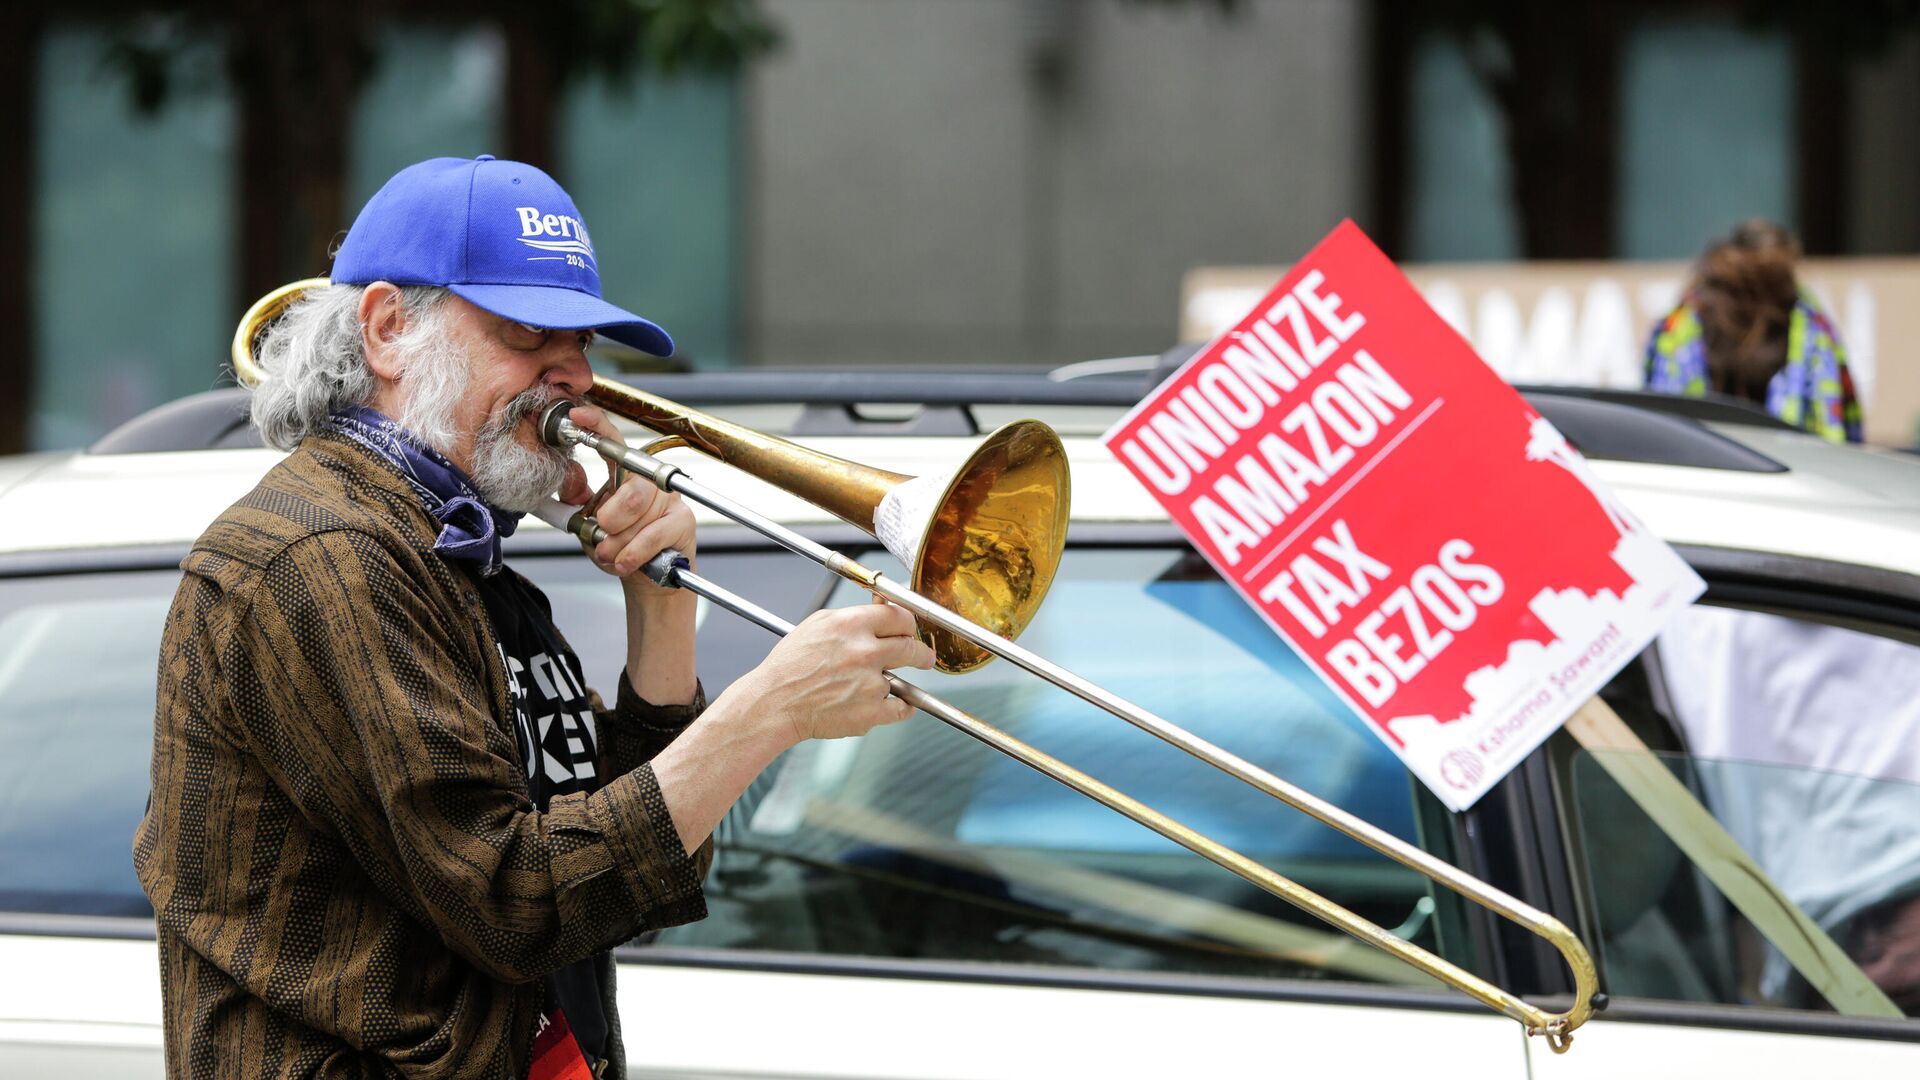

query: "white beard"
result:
(394, 318), (576, 514)
(467, 385), (576, 513)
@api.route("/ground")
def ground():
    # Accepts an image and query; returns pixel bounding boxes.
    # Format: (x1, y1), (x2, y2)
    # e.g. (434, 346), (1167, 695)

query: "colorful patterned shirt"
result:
(1644, 292), (1863, 443)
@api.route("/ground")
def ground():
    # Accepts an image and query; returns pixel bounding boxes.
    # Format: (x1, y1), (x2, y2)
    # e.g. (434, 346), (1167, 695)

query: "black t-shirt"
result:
(469, 566), (610, 1065)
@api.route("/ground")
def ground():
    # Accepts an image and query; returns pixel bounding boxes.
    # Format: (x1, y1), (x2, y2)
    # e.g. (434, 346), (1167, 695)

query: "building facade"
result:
(4, 0), (1917, 451)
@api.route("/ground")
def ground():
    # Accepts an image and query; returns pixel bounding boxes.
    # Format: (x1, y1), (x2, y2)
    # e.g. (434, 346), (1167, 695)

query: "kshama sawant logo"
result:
(1103, 220), (1703, 811)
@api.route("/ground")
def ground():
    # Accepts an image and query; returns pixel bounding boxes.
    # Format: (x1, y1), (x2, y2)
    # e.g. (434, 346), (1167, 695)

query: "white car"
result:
(0, 368), (1917, 1077)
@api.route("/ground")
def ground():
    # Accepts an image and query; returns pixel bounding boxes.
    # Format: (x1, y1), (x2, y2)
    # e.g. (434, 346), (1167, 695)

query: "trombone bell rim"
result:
(232, 278), (332, 387)
(908, 418), (1071, 674)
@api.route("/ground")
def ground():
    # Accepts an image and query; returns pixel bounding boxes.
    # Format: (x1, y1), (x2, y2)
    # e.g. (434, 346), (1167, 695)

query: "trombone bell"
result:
(874, 420), (1069, 672)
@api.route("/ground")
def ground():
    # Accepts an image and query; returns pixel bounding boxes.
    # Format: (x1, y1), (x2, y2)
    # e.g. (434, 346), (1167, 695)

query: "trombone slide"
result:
(540, 415), (1597, 1051)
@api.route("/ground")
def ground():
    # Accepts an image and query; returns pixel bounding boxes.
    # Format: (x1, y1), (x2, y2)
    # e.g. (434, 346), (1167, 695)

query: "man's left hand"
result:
(558, 404), (698, 597)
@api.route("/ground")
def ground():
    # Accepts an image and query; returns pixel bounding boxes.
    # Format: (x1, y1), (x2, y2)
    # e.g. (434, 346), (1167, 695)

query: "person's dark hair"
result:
(1688, 219), (1801, 404)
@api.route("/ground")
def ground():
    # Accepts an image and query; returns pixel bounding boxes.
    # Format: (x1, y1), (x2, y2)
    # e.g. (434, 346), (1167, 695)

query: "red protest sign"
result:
(1103, 221), (1703, 810)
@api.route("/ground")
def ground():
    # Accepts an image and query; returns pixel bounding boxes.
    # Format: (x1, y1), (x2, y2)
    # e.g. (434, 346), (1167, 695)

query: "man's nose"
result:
(545, 339), (594, 396)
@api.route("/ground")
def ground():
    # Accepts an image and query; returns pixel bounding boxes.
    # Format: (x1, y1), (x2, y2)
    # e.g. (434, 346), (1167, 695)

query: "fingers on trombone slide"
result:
(882, 674), (921, 722)
(561, 402), (618, 444)
(860, 599), (930, 665)
(862, 598), (933, 721)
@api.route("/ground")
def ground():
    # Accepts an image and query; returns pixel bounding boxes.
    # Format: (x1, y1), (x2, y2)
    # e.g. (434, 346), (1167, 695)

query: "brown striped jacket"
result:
(132, 432), (713, 1079)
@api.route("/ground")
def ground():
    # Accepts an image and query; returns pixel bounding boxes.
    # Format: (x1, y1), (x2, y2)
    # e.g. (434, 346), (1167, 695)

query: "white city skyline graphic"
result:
(1384, 416), (1703, 809)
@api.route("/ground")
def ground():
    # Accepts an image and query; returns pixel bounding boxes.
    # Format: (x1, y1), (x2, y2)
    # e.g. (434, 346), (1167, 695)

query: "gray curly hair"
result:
(247, 282), (576, 512)
(247, 283), (459, 451)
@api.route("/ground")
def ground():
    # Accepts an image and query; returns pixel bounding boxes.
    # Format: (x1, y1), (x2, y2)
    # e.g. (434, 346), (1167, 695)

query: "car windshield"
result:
(658, 547), (1451, 985)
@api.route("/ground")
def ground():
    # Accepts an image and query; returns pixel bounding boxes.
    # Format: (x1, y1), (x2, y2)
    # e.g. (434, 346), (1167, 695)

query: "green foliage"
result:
(1409, 0), (1920, 61)
(533, 0), (780, 87)
(95, 0), (782, 115)
(97, 12), (234, 114)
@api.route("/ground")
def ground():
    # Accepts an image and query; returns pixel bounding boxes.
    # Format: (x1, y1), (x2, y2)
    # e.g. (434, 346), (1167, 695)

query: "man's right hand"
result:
(746, 602), (936, 743)
(650, 599), (938, 856)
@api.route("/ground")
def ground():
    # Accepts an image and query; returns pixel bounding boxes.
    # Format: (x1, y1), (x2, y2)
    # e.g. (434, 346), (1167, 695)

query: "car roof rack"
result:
(1516, 393), (1785, 472)
(88, 350), (1791, 473)
(89, 388), (260, 454)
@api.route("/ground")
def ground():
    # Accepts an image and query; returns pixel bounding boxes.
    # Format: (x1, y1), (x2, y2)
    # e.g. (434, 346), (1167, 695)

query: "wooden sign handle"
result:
(1562, 697), (1901, 1017)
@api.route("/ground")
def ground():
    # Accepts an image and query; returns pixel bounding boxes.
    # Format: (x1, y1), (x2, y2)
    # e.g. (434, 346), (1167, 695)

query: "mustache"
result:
(485, 385), (575, 445)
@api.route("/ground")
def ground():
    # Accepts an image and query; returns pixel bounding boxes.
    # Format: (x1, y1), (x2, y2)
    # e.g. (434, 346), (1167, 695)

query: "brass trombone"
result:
(234, 279), (1598, 1051)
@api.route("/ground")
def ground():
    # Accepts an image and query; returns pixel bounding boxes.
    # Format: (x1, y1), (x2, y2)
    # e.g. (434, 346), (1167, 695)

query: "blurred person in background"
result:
(1642, 224), (1914, 1013)
(1644, 219), (1863, 443)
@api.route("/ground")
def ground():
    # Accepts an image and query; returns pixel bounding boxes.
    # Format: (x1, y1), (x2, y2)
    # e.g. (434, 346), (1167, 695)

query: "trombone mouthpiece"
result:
(539, 400), (580, 447)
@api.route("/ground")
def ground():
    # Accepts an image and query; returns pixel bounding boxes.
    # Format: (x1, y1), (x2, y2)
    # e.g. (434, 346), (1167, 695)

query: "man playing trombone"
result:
(133, 155), (934, 1079)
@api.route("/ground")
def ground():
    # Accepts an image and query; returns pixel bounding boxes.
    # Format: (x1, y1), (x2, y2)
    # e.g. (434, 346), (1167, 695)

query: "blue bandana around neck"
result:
(325, 406), (522, 575)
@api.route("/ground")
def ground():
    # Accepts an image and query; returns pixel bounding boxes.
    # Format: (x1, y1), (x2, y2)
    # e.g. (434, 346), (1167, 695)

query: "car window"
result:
(658, 547), (1456, 987)
(1566, 606), (1920, 1018)
(0, 551), (819, 923)
(0, 570), (179, 917)
(1569, 752), (1920, 1017)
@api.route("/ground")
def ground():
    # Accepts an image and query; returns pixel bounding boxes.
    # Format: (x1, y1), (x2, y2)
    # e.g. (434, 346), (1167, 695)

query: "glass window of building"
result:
(561, 71), (740, 369)
(1405, 32), (1522, 263)
(1615, 17), (1794, 258)
(348, 23), (506, 209)
(32, 27), (235, 450)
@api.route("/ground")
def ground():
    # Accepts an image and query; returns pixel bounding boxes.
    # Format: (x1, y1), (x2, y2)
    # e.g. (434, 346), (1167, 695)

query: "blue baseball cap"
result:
(331, 155), (673, 356)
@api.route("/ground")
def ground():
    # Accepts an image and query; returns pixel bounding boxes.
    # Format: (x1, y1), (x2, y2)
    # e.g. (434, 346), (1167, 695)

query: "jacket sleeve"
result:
(222, 529), (707, 984)
(601, 677), (718, 887)
(601, 675), (705, 780)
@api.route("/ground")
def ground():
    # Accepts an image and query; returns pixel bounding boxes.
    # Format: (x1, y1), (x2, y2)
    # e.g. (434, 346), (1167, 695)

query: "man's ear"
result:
(359, 282), (408, 382)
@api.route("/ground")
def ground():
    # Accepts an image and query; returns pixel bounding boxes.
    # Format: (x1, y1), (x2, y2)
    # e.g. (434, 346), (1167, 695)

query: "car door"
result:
(1530, 559), (1920, 1076)
(0, 563), (179, 1077)
(0, 543), (861, 1078)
